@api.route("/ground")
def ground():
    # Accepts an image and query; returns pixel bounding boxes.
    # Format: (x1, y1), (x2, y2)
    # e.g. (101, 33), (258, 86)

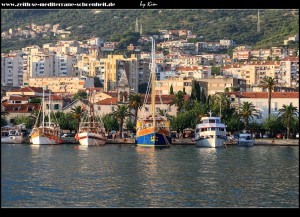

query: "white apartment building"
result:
(1, 51), (24, 87)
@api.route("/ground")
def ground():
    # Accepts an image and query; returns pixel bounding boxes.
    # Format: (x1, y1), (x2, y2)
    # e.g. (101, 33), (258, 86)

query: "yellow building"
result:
(103, 54), (138, 92)
(73, 47), (101, 77)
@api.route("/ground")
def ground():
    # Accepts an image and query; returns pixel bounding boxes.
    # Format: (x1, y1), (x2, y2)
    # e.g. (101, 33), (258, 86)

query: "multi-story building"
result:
(1, 51), (24, 87)
(227, 92), (299, 124)
(154, 78), (193, 95)
(28, 76), (94, 94)
(280, 57), (299, 88)
(103, 54), (139, 92)
(198, 77), (247, 97)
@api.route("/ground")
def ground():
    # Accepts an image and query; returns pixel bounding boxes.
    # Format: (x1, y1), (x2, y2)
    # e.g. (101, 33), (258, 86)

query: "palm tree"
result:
(239, 101), (259, 130)
(259, 76), (276, 119)
(70, 105), (86, 132)
(112, 105), (132, 138)
(168, 90), (185, 113)
(278, 103), (298, 139)
(128, 93), (143, 124)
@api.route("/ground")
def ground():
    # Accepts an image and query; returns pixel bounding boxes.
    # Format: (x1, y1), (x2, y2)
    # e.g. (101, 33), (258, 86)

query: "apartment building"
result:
(103, 54), (139, 92)
(1, 51), (24, 87)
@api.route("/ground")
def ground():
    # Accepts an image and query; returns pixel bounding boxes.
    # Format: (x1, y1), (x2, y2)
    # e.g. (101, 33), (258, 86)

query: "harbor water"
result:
(1, 144), (299, 208)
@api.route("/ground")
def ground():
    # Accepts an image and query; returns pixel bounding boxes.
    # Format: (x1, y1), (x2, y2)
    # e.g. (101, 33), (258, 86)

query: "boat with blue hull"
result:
(136, 38), (171, 147)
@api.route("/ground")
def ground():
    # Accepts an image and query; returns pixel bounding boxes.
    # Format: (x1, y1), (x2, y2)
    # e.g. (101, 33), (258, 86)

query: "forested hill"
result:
(1, 9), (299, 51)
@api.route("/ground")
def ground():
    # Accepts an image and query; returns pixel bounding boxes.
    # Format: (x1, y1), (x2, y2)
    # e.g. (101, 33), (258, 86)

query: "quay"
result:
(61, 138), (299, 146)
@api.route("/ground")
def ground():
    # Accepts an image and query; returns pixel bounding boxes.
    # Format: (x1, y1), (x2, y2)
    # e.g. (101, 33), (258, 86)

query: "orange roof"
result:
(281, 57), (299, 62)
(98, 98), (118, 105)
(9, 95), (29, 101)
(2, 103), (41, 113)
(227, 92), (299, 98)
(9, 86), (50, 94)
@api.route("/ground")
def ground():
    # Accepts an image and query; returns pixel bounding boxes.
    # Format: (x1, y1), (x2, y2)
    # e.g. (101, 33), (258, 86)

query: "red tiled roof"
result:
(281, 57), (299, 62)
(9, 95), (29, 101)
(98, 98), (118, 105)
(2, 103), (41, 113)
(227, 92), (299, 98)
(9, 86), (50, 93)
(45, 95), (63, 101)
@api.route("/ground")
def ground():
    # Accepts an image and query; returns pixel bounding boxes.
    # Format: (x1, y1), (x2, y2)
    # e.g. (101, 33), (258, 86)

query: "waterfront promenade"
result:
(104, 138), (299, 146)
(60, 137), (298, 146)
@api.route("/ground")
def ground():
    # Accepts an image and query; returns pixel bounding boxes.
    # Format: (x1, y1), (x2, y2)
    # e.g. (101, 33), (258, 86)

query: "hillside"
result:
(1, 9), (299, 52)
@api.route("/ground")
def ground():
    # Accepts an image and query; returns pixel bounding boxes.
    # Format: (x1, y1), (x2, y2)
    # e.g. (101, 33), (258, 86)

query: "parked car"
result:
(296, 133), (299, 138)
(262, 134), (270, 138)
(276, 133), (283, 139)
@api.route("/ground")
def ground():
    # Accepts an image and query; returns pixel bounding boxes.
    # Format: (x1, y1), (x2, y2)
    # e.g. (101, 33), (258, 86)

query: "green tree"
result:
(261, 115), (284, 137)
(238, 101), (259, 130)
(101, 114), (119, 133)
(259, 76), (276, 119)
(170, 84), (174, 95)
(1, 109), (8, 127)
(14, 115), (35, 129)
(70, 105), (86, 132)
(168, 91), (185, 113)
(94, 76), (103, 88)
(128, 93), (143, 124)
(72, 91), (87, 101)
(278, 103), (298, 139)
(112, 105), (132, 138)
(211, 66), (221, 76)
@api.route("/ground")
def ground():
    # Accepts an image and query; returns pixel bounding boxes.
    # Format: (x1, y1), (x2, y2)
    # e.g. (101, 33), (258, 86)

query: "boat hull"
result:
(78, 132), (106, 146)
(1, 135), (28, 144)
(31, 130), (60, 145)
(195, 137), (225, 148)
(136, 127), (172, 147)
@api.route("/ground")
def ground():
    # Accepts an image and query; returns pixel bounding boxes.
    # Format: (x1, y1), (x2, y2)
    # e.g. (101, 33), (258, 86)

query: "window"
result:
(15, 100), (21, 104)
(13, 107), (19, 111)
(28, 107), (33, 112)
(54, 104), (59, 110)
(274, 102), (278, 111)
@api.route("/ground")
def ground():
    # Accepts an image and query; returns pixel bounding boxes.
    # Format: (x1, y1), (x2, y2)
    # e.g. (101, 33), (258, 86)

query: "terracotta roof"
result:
(98, 98), (118, 105)
(227, 92), (299, 98)
(281, 57), (299, 62)
(9, 95), (29, 101)
(2, 103), (41, 113)
(45, 95), (63, 101)
(9, 86), (50, 93)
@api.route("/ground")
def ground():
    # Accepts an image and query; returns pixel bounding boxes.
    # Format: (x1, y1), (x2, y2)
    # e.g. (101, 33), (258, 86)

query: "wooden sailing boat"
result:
(31, 89), (61, 145)
(75, 90), (106, 146)
(135, 37), (172, 147)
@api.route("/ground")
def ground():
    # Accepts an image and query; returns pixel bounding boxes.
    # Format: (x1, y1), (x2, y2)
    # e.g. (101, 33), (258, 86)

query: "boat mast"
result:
(42, 87), (45, 131)
(48, 90), (51, 127)
(151, 37), (156, 128)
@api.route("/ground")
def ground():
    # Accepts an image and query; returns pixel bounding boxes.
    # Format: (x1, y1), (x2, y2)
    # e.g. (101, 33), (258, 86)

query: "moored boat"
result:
(194, 112), (227, 148)
(136, 37), (171, 147)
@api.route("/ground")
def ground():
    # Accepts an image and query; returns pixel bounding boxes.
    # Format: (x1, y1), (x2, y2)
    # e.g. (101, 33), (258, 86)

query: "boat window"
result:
(202, 128), (207, 131)
(209, 119), (215, 123)
(10, 131), (16, 135)
(216, 119), (220, 123)
(219, 128), (224, 131)
(210, 127), (216, 131)
(203, 119), (209, 123)
(196, 129), (199, 133)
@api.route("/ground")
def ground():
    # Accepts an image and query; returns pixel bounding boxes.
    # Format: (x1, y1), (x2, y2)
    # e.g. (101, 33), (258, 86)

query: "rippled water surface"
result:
(1, 144), (299, 207)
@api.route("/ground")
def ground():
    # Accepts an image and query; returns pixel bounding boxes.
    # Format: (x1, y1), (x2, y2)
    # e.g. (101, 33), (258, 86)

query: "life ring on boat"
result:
(75, 133), (79, 140)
